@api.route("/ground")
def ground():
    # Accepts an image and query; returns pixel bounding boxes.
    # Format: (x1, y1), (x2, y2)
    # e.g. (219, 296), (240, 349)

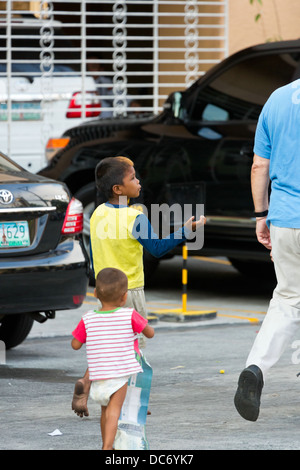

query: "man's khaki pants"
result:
(246, 224), (300, 377)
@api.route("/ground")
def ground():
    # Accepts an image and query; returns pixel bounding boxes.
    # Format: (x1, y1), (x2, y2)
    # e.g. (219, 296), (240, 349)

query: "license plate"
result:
(0, 102), (42, 121)
(0, 221), (30, 247)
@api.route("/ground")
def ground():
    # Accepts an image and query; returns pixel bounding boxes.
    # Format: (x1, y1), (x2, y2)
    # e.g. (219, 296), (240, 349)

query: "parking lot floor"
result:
(1, 304), (300, 452)
(2, 257), (299, 452)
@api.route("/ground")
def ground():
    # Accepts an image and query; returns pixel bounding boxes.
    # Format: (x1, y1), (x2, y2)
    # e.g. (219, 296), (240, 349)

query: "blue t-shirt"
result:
(254, 79), (300, 228)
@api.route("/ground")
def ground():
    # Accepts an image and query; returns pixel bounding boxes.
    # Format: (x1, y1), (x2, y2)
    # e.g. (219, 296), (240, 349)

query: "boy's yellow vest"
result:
(90, 203), (144, 289)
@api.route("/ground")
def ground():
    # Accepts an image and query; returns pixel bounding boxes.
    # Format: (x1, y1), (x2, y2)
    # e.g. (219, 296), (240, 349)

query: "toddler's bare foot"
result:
(72, 379), (90, 417)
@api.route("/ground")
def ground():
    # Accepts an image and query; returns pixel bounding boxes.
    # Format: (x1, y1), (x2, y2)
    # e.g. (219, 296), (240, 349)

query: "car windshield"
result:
(190, 51), (300, 122)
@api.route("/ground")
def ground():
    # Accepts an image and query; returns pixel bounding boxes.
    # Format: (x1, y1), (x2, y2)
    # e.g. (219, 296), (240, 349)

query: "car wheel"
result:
(0, 314), (34, 349)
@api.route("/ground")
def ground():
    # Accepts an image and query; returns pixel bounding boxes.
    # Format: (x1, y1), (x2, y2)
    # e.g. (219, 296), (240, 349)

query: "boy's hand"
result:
(184, 215), (206, 232)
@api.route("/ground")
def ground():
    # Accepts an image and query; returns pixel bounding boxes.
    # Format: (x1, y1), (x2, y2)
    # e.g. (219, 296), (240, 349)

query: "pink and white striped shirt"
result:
(72, 307), (147, 380)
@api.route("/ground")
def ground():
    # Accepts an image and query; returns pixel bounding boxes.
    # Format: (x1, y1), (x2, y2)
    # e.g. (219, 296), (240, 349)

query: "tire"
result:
(0, 314), (34, 349)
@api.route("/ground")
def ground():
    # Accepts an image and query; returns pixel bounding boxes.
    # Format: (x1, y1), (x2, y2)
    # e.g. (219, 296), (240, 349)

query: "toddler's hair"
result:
(95, 267), (128, 303)
(95, 156), (133, 199)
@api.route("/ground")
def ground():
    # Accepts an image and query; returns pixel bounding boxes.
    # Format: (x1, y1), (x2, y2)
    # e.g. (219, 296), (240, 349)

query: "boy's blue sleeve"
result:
(132, 213), (189, 258)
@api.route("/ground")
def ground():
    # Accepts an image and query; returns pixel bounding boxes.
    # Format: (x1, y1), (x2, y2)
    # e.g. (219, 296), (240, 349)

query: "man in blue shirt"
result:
(234, 79), (300, 421)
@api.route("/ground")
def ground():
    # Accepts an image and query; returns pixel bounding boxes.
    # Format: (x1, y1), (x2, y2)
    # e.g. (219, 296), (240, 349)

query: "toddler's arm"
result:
(71, 338), (83, 350)
(142, 324), (155, 338)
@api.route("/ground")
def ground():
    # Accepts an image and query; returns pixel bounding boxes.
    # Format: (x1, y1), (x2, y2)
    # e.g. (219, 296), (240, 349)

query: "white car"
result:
(0, 18), (100, 173)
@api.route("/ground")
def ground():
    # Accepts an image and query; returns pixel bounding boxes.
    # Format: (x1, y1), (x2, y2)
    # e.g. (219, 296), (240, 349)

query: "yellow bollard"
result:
(182, 243), (188, 314)
(148, 242), (217, 322)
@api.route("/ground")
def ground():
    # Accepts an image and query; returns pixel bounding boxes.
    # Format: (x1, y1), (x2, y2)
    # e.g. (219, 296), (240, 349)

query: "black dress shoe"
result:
(234, 365), (264, 421)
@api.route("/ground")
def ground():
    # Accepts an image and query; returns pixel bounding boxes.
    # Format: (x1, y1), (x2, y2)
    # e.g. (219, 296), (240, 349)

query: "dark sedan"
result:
(0, 152), (89, 349)
(39, 38), (300, 280)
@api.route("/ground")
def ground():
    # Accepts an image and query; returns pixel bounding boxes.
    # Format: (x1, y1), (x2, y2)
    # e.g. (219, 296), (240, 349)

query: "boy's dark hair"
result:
(95, 156), (133, 199)
(95, 267), (128, 303)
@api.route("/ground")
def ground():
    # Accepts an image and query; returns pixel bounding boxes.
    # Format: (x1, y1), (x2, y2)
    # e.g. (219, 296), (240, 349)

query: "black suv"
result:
(39, 39), (300, 279)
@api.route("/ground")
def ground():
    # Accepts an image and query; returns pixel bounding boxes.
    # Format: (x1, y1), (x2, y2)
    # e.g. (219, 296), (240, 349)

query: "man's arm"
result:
(251, 154), (271, 250)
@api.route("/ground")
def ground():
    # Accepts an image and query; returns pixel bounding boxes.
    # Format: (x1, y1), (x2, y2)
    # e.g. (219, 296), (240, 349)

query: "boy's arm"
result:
(132, 213), (204, 258)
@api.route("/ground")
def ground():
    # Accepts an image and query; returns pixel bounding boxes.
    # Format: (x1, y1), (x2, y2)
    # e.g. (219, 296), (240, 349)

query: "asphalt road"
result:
(2, 256), (300, 452)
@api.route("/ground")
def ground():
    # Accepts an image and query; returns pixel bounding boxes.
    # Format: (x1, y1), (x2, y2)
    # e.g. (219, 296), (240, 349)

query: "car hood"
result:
(64, 113), (157, 137)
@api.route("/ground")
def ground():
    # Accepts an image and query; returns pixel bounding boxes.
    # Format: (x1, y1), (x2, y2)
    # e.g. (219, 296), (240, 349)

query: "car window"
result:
(0, 63), (75, 74)
(0, 153), (23, 172)
(191, 52), (300, 122)
(202, 103), (229, 121)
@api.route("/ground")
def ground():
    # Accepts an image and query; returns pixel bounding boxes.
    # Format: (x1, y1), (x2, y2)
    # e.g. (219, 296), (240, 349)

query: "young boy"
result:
(71, 267), (154, 450)
(72, 155), (206, 417)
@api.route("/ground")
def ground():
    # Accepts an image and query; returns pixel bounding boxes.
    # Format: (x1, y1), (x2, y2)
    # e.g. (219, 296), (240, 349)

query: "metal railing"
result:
(1, 0), (228, 112)
(0, 0), (228, 168)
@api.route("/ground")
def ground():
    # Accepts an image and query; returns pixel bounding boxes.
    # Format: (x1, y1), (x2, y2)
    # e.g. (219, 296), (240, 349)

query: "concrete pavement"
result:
(2, 257), (300, 451)
(2, 307), (300, 450)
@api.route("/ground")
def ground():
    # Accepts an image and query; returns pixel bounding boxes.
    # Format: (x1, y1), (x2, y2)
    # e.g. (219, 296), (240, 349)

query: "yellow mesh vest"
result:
(90, 203), (144, 289)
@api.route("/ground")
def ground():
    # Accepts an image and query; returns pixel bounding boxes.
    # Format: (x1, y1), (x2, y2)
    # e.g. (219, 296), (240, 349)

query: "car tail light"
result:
(61, 198), (84, 235)
(73, 295), (85, 305)
(46, 137), (70, 161)
(66, 91), (101, 118)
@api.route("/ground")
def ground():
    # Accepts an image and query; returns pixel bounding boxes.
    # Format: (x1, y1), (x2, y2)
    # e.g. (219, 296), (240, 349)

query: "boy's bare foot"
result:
(72, 379), (90, 417)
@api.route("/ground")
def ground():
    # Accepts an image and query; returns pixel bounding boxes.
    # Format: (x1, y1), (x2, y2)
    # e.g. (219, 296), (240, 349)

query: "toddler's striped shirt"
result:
(72, 307), (147, 380)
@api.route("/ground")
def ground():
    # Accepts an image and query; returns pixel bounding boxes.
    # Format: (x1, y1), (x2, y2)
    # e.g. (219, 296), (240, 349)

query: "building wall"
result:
(158, 1), (226, 100)
(2, 1), (300, 56)
(229, 0), (300, 55)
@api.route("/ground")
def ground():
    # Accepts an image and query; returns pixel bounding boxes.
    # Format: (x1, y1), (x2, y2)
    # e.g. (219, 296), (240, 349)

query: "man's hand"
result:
(256, 218), (272, 250)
